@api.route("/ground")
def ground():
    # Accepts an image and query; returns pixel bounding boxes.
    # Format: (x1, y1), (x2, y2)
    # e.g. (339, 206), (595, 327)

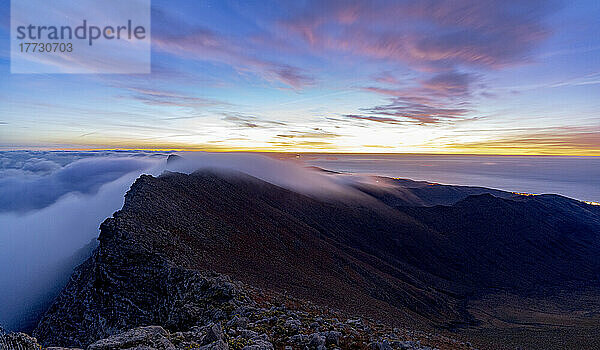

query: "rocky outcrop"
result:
(7, 304), (475, 350)
(27, 241), (471, 349)
(33, 247), (254, 347)
(0, 332), (43, 350)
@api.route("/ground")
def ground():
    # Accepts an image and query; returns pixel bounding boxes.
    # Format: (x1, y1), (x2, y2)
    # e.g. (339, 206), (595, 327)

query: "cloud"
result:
(372, 72), (402, 85)
(121, 87), (223, 109)
(222, 113), (287, 129)
(0, 151), (166, 331)
(267, 140), (336, 149)
(421, 71), (474, 96)
(359, 70), (474, 124)
(444, 126), (600, 155)
(165, 152), (358, 196)
(271, 0), (555, 126)
(363, 100), (470, 124)
(343, 114), (406, 125)
(276, 129), (340, 139)
(21, 158), (61, 173)
(0, 156), (161, 213)
(280, 0), (555, 70)
(269, 129), (342, 149)
(0, 172), (149, 330)
(153, 25), (314, 89)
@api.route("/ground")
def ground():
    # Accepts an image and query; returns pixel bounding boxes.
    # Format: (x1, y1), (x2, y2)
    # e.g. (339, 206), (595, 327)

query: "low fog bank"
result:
(0, 151), (167, 330)
(0, 152), (163, 213)
(0, 151), (368, 331)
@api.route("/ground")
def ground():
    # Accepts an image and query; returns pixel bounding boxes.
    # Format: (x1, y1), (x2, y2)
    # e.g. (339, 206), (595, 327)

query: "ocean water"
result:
(301, 154), (600, 203)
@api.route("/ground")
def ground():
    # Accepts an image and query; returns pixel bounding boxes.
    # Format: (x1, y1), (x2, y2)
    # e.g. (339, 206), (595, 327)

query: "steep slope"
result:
(33, 170), (600, 349)
(34, 171), (467, 347)
(352, 177), (515, 207)
(400, 193), (600, 292)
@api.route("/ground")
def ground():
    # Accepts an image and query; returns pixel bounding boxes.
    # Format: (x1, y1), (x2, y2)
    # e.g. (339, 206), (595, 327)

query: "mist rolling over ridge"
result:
(0, 150), (369, 331)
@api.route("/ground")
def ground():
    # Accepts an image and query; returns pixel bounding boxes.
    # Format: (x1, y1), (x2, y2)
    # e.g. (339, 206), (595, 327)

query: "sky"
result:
(0, 0), (599, 154)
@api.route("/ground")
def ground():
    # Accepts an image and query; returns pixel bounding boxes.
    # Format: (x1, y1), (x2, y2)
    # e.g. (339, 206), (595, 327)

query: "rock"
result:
(283, 318), (301, 333)
(202, 323), (224, 345)
(182, 326), (207, 343)
(241, 338), (274, 350)
(369, 340), (393, 350)
(88, 326), (175, 350)
(346, 318), (362, 326)
(0, 332), (83, 350)
(394, 340), (420, 349)
(308, 333), (325, 348)
(199, 339), (229, 350)
(227, 315), (249, 329)
(236, 329), (259, 339)
(0, 332), (42, 350)
(288, 334), (309, 344)
(321, 331), (342, 346)
(251, 334), (269, 342)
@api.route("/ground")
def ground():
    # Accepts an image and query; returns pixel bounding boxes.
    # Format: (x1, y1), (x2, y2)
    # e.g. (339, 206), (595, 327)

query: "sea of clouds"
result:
(0, 151), (169, 330)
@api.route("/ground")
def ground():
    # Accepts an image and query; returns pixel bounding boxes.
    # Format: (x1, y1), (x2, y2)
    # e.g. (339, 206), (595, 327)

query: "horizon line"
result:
(1, 148), (599, 157)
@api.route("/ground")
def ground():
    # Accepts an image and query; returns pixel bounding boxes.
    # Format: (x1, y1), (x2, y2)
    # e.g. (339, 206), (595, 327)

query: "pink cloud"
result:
(420, 71), (474, 96)
(280, 0), (554, 70)
(344, 114), (406, 124)
(359, 70), (475, 124)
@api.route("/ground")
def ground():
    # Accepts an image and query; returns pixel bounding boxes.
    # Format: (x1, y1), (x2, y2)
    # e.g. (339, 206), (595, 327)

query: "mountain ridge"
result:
(14, 169), (600, 349)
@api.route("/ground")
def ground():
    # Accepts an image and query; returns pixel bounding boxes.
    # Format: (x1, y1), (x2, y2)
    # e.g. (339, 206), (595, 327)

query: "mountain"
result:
(19, 170), (600, 349)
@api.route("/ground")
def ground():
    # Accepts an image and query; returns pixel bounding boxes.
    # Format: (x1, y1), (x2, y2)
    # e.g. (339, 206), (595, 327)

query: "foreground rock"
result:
(5, 305), (475, 349)
(23, 244), (473, 349)
(0, 332), (43, 350)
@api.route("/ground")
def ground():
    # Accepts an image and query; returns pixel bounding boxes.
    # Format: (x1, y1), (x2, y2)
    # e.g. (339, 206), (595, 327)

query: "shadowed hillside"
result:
(30, 170), (600, 349)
